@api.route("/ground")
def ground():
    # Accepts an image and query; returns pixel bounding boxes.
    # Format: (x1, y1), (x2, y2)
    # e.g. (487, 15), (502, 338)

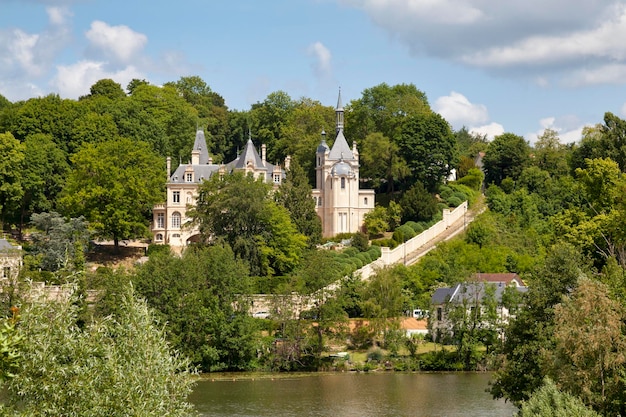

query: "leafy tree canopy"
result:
(191, 171), (306, 276)
(59, 137), (165, 249)
(1, 287), (195, 416)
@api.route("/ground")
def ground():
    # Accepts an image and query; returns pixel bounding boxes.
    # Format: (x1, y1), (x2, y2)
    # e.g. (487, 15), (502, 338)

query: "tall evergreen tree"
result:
(276, 159), (322, 246)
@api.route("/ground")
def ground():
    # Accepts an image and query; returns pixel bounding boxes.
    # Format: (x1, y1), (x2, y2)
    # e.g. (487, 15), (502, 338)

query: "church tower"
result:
(312, 89), (375, 237)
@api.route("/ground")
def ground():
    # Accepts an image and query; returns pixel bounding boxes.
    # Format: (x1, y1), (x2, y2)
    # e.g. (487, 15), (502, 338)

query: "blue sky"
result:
(3, 0), (626, 144)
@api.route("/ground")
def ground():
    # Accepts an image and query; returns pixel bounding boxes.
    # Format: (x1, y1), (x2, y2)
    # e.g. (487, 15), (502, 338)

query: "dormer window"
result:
(186, 172), (193, 182)
(273, 173), (281, 184)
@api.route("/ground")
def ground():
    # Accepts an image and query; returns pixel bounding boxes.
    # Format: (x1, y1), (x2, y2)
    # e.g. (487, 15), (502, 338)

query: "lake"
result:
(189, 372), (517, 417)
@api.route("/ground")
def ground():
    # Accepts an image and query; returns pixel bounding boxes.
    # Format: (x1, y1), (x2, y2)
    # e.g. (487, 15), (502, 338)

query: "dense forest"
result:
(2, 76), (626, 415)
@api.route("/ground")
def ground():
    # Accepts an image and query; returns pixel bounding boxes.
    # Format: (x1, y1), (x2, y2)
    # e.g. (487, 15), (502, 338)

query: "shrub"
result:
(355, 252), (372, 264)
(343, 247), (359, 257)
(405, 221), (423, 233)
(447, 196), (463, 207)
(351, 232), (370, 252)
(367, 347), (384, 362)
(371, 238), (398, 248)
(393, 224), (416, 243)
(367, 246), (382, 259)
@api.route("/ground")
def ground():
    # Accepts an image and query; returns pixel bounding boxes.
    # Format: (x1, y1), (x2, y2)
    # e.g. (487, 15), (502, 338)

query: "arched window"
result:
(156, 233), (163, 241)
(171, 212), (181, 229)
(364, 197), (368, 206)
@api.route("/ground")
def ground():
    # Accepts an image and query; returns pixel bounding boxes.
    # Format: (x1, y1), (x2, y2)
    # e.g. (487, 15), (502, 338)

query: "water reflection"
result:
(189, 373), (517, 417)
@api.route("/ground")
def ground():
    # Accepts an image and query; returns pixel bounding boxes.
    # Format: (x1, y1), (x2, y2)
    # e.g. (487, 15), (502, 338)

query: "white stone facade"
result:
(151, 131), (287, 249)
(312, 91), (375, 237)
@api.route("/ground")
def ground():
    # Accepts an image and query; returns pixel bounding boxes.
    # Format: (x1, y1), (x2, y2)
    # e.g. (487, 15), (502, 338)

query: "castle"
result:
(151, 91), (374, 247)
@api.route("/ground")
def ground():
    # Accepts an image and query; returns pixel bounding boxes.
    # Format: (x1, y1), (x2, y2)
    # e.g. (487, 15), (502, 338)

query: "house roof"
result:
(168, 132), (285, 184)
(471, 273), (525, 286)
(169, 164), (221, 184)
(431, 282), (527, 305)
(0, 239), (19, 253)
(230, 138), (266, 170)
(328, 129), (354, 160)
(192, 129), (210, 165)
(401, 317), (428, 331)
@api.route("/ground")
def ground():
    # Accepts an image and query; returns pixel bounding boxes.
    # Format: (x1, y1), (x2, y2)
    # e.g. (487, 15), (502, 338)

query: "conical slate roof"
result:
(328, 129), (354, 160)
(231, 138), (266, 170)
(192, 130), (210, 165)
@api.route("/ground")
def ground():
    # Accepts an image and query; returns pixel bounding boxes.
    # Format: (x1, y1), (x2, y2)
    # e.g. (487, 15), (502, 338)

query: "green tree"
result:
(1, 286), (195, 416)
(570, 125), (605, 173)
(275, 159), (322, 246)
(83, 78), (126, 100)
(191, 172), (306, 276)
(533, 129), (569, 177)
(133, 244), (257, 372)
(126, 78), (149, 95)
(520, 378), (602, 417)
(359, 132), (409, 193)
(249, 91), (296, 160)
(364, 205), (390, 237)
(60, 137), (164, 250)
(164, 76), (230, 160)
(455, 126), (488, 160)
(347, 83), (431, 142)
(491, 243), (586, 405)
(113, 83), (198, 160)
(399, 112), (458, 191)
(483, 132), (531, 186)
(272, 97), (334, 182)
(599, 112), (626, 172)
(0, 132), (24, 227)
(547, 278), (626, 415)
(16, 134), (69, 233)
(29, 212), (90, 273)
(10, 94), (84, 154)
(360, 266), (407, 350)
(399, 181), (438, 222)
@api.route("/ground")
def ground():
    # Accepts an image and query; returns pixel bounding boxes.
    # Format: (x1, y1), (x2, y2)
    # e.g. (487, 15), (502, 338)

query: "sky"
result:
(3, 0), (626, 144)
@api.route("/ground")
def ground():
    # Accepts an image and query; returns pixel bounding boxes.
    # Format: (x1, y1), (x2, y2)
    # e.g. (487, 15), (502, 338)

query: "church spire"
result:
(335, 87), (344, 134)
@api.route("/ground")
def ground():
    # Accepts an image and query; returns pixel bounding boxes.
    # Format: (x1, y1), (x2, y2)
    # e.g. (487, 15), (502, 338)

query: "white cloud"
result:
(86, 21), (147, 64)
(526, 116), (588, 144)
(307, 41), (332, 78)
(52, 60), (143, 98)
(342, 0), (626, 86)
(470, 123), (504, 140)
(434, 91), (488, 130)
(9, 30), (41, 76)
(564, 63), (626, 87)
(46, 6), (72, 26)
(461, 5), (626, 69)
(0, 4), (72, 101)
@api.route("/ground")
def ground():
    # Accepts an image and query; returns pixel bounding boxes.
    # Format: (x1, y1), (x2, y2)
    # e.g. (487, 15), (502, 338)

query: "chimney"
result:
(191, 149), (200, 165)
(261, 144), (267, 164)
(166, 157), (171, 178)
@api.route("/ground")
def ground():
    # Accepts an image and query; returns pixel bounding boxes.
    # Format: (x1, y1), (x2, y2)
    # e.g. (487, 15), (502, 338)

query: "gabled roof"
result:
(328, 129), (354, 160)
(471, 273), (525, 286)
(192, 130), (210, 165)
(229, 138), (266, 171)
(0, 239), (19, 253)
(431, 282), (527, 305)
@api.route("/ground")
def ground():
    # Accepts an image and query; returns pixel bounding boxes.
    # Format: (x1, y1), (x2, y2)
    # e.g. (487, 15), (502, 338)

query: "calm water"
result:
(189, 372), (517, 417)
